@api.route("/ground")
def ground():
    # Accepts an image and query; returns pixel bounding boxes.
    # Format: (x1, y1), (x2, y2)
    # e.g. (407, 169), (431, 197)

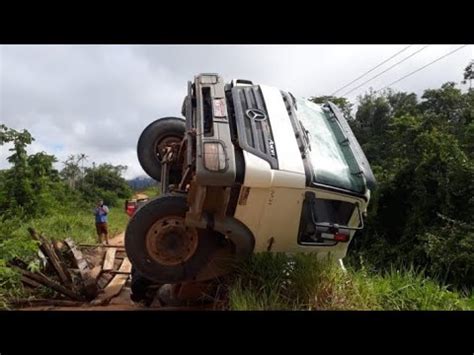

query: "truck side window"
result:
(298, 192), (356, 246)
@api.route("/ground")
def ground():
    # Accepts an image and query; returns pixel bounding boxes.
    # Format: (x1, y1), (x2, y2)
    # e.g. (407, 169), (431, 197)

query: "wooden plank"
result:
(97, 273), (114, 290)
(53, 239), (72, 271)
(12, 266), (84, 301)
(64, 238), (89, 271)
(88, 265), (102, 281)
(64, 238), (98, 299)
(91, 258), (132, 305)
(28, 228), (72, 287)
(109, 270), (131, 275)
(102, 247), (117, 271)
(21, 275), (43, 288)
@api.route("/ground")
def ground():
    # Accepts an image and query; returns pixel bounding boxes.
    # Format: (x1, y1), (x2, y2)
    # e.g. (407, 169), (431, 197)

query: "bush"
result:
(421, 221), (474, 289)
(227, 253), (471, 311)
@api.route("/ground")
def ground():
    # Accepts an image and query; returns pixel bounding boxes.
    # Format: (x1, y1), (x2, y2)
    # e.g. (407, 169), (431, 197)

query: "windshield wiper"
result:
(298, 120), (311, 153)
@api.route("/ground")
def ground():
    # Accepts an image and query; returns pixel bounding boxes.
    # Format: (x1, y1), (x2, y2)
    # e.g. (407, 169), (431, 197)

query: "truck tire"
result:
(137, 117), (185, 183)
(125, 194), (222, 284)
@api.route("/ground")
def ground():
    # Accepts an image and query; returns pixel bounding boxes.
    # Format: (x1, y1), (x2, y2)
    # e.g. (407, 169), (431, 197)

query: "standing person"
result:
(94, 199), (110, 245)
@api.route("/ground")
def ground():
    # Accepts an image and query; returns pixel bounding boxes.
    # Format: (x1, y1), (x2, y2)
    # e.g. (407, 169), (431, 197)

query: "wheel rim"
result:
(145, 216), (199, 266)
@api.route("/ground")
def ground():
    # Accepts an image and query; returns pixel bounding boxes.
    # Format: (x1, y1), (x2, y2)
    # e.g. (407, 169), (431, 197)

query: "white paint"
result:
(234, 183), (369, 260)
(259, 84), (305, 175)
(242, 151), (306, 189)
(242, 151), (273, 188)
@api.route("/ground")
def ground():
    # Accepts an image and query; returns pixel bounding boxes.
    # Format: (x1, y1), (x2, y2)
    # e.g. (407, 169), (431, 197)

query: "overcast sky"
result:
(0, 45), (472, 179)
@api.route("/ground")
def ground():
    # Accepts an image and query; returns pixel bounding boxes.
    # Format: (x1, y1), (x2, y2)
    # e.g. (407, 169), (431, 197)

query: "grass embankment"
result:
(227, 253), (474, 311)
(27, 185), (159, 245)
(25, 203), (129, 245)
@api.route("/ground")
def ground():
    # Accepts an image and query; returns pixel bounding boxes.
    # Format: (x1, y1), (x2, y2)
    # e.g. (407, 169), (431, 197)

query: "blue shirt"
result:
(94, 205), (109, 223)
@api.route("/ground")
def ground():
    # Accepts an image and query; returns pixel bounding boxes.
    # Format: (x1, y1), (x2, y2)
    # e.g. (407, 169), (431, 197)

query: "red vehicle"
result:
(125, 198), (149, 217)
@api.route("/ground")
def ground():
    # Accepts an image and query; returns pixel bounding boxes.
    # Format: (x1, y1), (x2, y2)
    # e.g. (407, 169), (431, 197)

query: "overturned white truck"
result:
(125, 74), (376, 302)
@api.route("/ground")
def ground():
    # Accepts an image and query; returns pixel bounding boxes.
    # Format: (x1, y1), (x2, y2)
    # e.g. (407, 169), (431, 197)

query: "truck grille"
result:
(230, 86), (278, 169)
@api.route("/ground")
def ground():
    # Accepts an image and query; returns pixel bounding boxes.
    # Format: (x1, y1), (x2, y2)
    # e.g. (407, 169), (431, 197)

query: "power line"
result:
(375, 45), (469, 93)
(341, 45), (429, 97)
(331, 45), (412, 96)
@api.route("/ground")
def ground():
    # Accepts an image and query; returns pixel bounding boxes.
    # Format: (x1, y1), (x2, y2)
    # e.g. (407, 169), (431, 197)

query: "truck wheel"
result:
(137, 117), (185, 183)
(125, 194), (222, 284)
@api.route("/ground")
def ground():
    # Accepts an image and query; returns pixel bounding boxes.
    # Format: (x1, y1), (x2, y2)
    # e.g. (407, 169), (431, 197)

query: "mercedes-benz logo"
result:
(245, 108), (267, 121)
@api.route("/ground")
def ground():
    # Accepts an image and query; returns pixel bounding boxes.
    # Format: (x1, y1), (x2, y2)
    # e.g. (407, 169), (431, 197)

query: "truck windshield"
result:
(295, 98), (365, 193)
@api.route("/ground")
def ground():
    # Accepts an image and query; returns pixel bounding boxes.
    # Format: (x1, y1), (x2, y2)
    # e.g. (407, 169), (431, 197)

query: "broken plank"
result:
(97, 273), (114, 290)
(102, 247), (117, 271)
(64, 238), (98, 299)
(13, 266), (84, 301)
(91, 258), (132, 305)
(53, 239), (72, 271)
(21, 275), (43, 289)
(28, 228), (72, 287)
(88, 265), (102, 281)
(109, 270), (131, 275)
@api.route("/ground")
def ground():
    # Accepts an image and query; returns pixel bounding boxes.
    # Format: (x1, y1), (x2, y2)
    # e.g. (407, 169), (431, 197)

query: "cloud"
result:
(1, 45), (472, 178)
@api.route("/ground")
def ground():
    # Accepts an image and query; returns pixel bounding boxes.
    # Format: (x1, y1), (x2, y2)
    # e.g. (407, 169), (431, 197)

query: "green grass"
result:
(19, 200), (130, 244)
(226, 253), (473, 311)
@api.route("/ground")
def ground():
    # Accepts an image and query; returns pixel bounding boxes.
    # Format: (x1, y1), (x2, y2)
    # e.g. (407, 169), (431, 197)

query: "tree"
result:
(77, 153), (88, 185)
(348, 72), (474, 289)
(462, 60), (473, 89)
(385, 90), (419, 117)
(420, 82), (466, 128)
(60, 154), (85, 190)
(79, 163), (131, 206)
(0, 125), (35, 215)
(0, 125), (60, 216)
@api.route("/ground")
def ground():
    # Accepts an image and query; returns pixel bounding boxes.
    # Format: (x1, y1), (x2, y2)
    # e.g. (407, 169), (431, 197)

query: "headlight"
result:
(203, 142), (227, 171)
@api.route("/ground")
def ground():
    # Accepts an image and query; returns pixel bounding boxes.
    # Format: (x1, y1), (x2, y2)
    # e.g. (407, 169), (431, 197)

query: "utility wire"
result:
(375, 45), (469, 93)
(330, 45), (412, 96)
(341, 45), (429, 97)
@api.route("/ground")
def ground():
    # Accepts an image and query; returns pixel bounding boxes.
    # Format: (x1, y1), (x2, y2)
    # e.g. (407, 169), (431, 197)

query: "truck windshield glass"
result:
(295, 99), (365, 193)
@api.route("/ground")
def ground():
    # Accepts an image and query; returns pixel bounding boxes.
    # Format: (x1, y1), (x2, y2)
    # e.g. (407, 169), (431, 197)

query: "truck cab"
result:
(126, 73), (376, 289)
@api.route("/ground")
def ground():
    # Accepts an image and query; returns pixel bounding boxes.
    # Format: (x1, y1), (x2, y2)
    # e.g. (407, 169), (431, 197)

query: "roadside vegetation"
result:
(227, 253), (473, 310)
(0, 124), (133, 307)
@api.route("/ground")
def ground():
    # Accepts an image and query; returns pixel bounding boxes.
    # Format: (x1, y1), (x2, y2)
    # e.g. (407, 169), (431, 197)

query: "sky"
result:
(0, 45), (472, 179)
